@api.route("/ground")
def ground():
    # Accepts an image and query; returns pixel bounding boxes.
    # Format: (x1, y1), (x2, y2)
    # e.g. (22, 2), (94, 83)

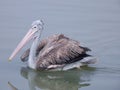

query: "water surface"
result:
(0, 0), (120, 90)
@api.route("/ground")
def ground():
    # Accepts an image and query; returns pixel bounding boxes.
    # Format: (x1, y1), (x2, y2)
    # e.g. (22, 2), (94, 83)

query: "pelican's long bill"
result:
(9, 28), (37, 61)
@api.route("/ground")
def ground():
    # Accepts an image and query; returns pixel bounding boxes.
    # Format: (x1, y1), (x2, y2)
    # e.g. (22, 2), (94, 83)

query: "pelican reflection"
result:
(20, 67), (96, 90)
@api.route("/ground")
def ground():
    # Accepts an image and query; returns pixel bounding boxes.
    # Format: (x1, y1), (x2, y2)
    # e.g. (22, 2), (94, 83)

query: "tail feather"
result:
(62, 56), (98, 71)
(80, 46), (91, 52)
(80, 56), (98, 64)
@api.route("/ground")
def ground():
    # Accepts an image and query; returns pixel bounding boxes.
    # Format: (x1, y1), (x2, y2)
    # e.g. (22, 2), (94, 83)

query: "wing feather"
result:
(56, 39), (85, 63)
(36, 34), (91, 70)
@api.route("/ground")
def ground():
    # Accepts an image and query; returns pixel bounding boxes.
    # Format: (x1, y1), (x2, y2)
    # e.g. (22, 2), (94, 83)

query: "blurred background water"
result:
(0, 0), (120, 90)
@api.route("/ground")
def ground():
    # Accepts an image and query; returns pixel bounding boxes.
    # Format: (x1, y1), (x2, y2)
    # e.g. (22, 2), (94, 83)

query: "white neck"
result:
(28, 33), (40, 69)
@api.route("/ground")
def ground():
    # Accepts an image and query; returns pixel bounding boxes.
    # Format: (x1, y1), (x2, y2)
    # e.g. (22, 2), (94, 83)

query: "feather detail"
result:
(35, 34), (91, 70)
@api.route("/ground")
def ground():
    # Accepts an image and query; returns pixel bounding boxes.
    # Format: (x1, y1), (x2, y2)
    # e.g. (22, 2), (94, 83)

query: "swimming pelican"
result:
(9, 20), (97, 71)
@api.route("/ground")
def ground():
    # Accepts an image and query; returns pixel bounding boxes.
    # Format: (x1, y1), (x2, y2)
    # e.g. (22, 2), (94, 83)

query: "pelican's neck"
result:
(28, 35), (40, 69)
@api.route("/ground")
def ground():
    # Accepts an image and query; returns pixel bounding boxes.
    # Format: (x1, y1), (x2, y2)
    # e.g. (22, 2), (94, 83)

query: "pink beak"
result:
(9, 28), (37, 61)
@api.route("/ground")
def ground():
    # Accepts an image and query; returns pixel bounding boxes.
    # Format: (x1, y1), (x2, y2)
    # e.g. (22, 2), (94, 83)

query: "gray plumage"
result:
(21, 34), (92, 70)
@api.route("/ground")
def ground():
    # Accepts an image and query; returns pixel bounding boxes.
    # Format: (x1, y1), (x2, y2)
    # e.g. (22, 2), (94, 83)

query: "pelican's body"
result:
(9, 20), (97, 71)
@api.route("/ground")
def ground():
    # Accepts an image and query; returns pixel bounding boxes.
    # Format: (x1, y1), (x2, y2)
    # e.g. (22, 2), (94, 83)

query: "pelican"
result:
(9, 20), (97, 71)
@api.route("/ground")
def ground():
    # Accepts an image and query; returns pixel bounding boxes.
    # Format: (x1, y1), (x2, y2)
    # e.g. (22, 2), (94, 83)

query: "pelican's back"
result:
(36, 34), (91, 70)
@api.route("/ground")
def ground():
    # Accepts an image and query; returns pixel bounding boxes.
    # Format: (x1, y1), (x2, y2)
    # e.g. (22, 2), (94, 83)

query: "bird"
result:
(9, 20), (97, 71)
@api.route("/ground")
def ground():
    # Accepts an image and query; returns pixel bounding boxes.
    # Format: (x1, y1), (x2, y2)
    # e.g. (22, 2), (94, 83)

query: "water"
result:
(0, 0), (120, 90)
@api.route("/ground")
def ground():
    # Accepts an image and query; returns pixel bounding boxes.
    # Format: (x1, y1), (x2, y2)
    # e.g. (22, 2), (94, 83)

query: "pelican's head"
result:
(31, 20), (44, 30)
(9, 20), (44, 61)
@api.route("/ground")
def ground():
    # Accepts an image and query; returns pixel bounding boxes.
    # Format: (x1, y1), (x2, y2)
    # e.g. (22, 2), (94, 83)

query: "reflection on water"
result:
(19, 67), (96, 90)
(8, 82), (18, 90)
(8, 66), (120, 90)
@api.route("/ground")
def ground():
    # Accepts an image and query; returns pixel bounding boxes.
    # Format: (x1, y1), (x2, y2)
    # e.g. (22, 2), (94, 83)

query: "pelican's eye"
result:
(32, 25), (37, 29)
(33, 26), (37, 28)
